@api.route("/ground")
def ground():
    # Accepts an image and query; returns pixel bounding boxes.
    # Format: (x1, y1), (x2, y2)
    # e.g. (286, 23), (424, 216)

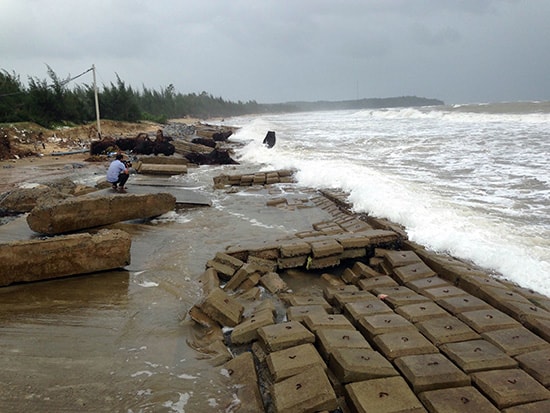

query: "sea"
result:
(218, 101), (550, 297)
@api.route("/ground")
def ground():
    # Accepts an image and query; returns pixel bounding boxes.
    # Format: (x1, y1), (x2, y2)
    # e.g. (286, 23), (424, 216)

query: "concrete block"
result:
(383, 250), (423, 268)
(471, 369), (550, 409)
(316, 328), (371, 360)
(358, 313), (416, 340)
(393, 261), (437, 283)
(323, 284), (359, 304)
(384, 292), (432, 309)
(222, 352), (264, 413)
(358, 275), (399, 292)
(373, 330), (439, 361)
(271, 364), (338, 413)
(372, 285), (417, 297)
(0, 229), (131, 287)
(478, 285), (532, 310)
(266, 343), (326, 382)
(515, 348), (550, 386)
(340, 247), (368, 260)
(330, 348), (398, 383)
(230, 309), (275, 345)
(417, 316), (480, 346)
(200, 287), (244, 327)
(395, 353), (470, 393)
(422, 285), (468, 300)
(277, 255), (307, 269)
(345, 376), (426, 413)
(310, 238), (344, 258)
(501, 399), (550, 413)
(137, 163), (187, 175)
(498, 300), (550, 324)
(285, 295), (332, 311)
(214, 251), (244, 270)
(303, 313), (355, 333)
(458, 308), (520, 333)
(523, 317), (550, 341)
(419, 387), (500, 413)
(259, 271), (288, 294)
(223, 263), (257, 291)
(406, 276), (451, 294)
(247, 255), (278, 273)
(207, 259), (237, 280)
(333, 290), (377, 310)
(341, 267), (362, 284)
(307, 255), (340, 269)
(436, 294), (491, 315)
(482, 326), (550, 356)
(362, 229), (400, 245)
(352, 261), (385, 278)
(197, 267), (220, 295)
(239, 272), (261, 291)
(343, 300), (394, 325)
(395, 302), (449, 323)
(279, 240), (311, 258)
(457, 273), (508, 295)
(440, 339), (518, 373)
(335, 234), (372, 249)
(258, 320), (315, 352)
(286, 305), (328, 323)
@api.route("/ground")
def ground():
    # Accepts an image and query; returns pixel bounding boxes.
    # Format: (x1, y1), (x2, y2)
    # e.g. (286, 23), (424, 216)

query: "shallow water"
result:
(0, 160), (332, 412)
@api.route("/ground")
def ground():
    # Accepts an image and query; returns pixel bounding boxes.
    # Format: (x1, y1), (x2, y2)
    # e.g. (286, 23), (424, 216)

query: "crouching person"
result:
(107, 154), (129, 193)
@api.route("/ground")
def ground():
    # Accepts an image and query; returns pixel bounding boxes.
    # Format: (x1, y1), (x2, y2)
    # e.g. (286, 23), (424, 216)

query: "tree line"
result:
(0, 66), (444, 129)
(0, 66), (288, 128)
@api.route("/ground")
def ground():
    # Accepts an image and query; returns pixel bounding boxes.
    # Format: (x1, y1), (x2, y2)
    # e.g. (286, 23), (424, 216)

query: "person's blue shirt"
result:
(106, 159), (127, 183)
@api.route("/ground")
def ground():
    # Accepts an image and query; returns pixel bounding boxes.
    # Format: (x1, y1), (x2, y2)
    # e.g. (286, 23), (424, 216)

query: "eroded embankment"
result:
(191, 179), (550, 413)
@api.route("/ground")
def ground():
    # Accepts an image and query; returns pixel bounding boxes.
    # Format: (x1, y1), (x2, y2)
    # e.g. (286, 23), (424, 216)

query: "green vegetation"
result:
(0, 67), (444, 128)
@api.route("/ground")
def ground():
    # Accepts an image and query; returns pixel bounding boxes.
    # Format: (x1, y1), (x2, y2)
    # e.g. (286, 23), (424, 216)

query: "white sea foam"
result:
(228, 104), (550, 296)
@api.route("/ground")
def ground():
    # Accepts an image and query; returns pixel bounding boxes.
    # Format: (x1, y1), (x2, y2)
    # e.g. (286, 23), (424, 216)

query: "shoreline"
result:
(1, 126), (549, 411)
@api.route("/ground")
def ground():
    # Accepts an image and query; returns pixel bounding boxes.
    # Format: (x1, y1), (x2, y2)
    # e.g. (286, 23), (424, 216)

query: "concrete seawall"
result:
(193, 188), (550, 413)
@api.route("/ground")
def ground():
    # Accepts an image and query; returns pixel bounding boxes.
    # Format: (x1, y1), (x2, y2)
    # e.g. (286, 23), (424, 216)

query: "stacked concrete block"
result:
(206, 252), (244, 281)
(213, 169), (296, 187)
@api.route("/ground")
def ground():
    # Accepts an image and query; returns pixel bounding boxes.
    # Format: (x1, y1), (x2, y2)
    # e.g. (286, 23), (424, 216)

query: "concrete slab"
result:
(271, 364), (338, 413)
(358, 313), (416, 340)
(422, 285), (469, 300)
(330, 348), (398, 383)
(343, 300), (394, 326)
(515, 348), (550, 386)
(419, 387), (500, 413)
(302, 313), (355, 334)
(395, 353), (470, 393)
(436, 294), (491, 315)
(523, 317), (550, 341)
(333, 290), (378, 310)
(395, 302), (449, 323)
(458, 308), (520, 333)
(439, 339), (518, 373)
(309, 238), (344, 258)
(266, 343), (326, 382)
(316, 328), (372, 360)
(417, 316), (480, 346)
(230, 309), (275, 345)
(286, 305), (328, 323)
(373, 330), (439, 361)
(199, 287), (244, 327)
(383, 250), (423, 268)
(501, 399), (550, 413)
(259, 272), (287, 294)
(285, 295), (332, 311)
(406, 276), (451, 294)
(384, 292), (432, 309)
(358, 275), (399, 292)
(393, 261), (437, 284)
(323, 284), (359, 304)
(471, 368), (550, 409)
(345, 376), (426, 413)
(222, 352), (264, 413)
(498, 300), (550, 324)
(481, 326), (550, 356)
(279, 239), (311, 258)
(257, 321), (315, 353)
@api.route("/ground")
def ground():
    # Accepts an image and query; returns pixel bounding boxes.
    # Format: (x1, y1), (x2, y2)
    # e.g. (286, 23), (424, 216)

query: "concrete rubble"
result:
(189, 186), (550, 413)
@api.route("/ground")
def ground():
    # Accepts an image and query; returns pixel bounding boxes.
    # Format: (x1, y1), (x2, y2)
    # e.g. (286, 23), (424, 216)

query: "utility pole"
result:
(92, 64), (101, 139)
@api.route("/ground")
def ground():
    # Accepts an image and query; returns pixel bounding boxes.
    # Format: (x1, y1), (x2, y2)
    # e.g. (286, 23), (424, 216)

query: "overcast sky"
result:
(2, 0), (550, 104)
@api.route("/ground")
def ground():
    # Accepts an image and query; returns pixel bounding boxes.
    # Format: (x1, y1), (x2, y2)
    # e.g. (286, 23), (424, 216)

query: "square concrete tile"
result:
(440, 339), (518, 373)
(417, 316), (480, 346)
(419, 386), (500, 413)
(482, 326), (550, 356)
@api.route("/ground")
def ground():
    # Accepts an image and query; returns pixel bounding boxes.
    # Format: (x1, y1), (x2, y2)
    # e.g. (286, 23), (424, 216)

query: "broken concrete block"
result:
(220, 352), (264, 413)
(260, 272), (288, 294)
(0, 229), (131, 287)
(200, 287), (244, 327)
(27, 193), (176, 235)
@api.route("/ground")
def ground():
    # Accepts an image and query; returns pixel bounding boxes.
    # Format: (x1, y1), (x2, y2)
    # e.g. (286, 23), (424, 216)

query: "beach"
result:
(1, 117), (550, 412)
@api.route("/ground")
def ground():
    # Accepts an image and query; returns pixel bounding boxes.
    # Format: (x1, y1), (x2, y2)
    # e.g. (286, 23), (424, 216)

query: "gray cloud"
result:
(1, 0), (549, 104)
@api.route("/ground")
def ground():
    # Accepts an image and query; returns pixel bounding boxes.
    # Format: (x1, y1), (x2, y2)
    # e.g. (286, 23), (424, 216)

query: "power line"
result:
(0, 66), (94, 98)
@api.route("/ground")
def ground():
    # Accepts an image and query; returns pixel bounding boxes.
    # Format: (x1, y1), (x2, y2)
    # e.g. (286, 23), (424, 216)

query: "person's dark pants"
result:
(113, 173), (129, 188)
